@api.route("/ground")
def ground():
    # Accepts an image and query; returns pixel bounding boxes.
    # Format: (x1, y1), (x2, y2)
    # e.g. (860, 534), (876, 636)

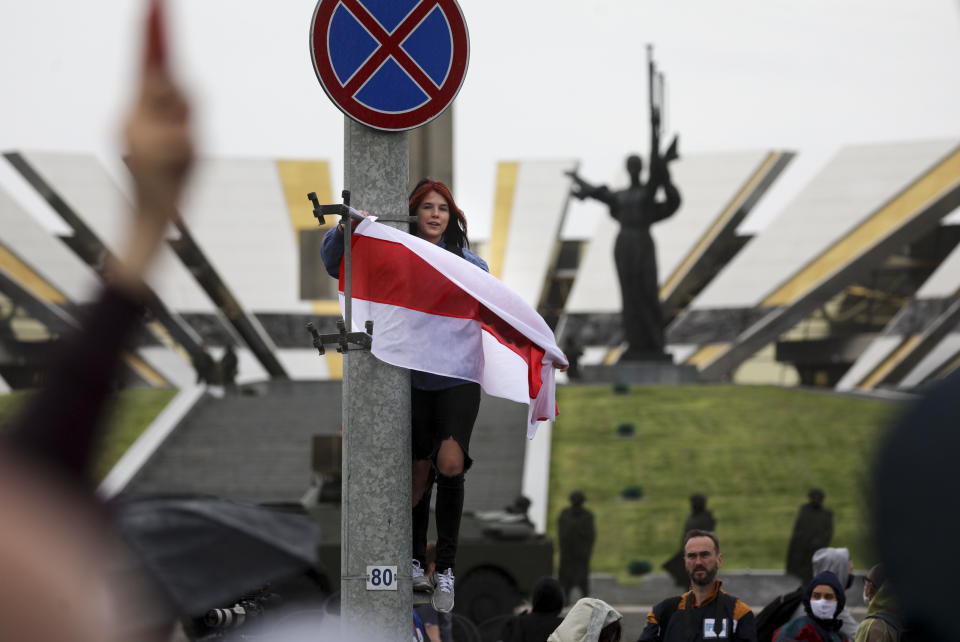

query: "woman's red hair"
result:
(408, 178), (469, 251)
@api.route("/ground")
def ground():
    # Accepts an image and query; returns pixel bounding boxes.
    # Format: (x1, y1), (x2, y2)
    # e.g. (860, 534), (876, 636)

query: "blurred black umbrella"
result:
(111, 495), (322, 617)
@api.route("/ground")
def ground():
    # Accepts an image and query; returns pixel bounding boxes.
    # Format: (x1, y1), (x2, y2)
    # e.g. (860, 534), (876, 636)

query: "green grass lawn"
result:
(547, 384), (902, 579)
(0, 387), (177, 481)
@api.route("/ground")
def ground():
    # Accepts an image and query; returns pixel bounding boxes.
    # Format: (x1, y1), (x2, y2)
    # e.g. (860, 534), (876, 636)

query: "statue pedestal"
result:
(580, 359), (699, 385)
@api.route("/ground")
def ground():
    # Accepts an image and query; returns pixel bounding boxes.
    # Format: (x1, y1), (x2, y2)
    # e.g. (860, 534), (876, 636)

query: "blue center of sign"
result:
(328, 1), (453, 113)
(401, 8), (451, 86)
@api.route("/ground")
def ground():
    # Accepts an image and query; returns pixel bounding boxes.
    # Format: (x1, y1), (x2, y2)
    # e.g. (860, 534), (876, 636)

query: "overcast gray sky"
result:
(1, 1), (958, 238)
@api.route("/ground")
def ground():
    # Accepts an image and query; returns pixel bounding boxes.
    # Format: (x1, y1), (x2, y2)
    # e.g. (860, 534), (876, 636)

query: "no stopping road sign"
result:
(311, 0), (469, 131)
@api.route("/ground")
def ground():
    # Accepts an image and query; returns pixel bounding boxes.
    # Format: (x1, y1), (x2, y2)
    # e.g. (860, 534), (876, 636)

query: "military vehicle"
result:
(306, 434), (554, 625)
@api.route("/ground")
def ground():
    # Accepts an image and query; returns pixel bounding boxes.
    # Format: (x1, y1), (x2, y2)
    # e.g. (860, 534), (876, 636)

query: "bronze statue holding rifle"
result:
(566, 45), (681, 361)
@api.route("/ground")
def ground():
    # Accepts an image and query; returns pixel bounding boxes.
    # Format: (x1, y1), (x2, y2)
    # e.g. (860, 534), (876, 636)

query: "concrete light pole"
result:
(339, 119), (412, 639)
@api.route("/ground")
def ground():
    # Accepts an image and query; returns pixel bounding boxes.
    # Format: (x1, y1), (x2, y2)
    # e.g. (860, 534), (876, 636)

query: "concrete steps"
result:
(122, 381), (529, 512)
(124, 380), (342, 503)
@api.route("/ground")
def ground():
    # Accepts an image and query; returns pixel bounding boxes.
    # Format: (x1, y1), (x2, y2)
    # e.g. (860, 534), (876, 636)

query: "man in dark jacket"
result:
(639, 530), (757, 641)
(558, 490), (595, 604)
(785, 488), (833, 584)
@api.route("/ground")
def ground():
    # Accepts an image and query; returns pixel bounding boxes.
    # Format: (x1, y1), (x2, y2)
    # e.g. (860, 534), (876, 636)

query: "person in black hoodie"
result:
(773, 571), (849, 642)
(500, 576), (566, 642)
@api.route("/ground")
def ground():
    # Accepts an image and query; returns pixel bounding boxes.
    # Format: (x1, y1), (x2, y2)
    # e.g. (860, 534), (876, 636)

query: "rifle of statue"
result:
(647, 44), (679, 187)
(565, 44), (679, 192)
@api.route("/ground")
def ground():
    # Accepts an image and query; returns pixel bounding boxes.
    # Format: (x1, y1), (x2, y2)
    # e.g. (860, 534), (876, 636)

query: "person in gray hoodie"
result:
(790, 547), (857, 639)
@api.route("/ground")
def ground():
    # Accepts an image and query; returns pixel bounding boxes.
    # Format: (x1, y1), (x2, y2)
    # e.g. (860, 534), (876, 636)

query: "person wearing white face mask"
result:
(785, 547), (858, 640)
(773, 571), (850, 642)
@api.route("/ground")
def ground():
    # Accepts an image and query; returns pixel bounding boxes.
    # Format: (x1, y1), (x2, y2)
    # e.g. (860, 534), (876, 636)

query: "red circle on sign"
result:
(310, 0), (469, 132)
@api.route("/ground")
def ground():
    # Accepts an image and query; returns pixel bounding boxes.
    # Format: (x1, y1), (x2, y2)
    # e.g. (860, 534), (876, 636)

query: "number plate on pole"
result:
(366, 565), (398, 590)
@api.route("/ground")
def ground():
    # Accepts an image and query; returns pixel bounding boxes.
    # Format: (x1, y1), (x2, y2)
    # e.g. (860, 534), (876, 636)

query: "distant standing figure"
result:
(558, 490), (596, 604)
(192, 346), (215, 385)
(786, 489), (834, 584)
(219, 345), (238, 390)
(664, 494), (717, 587)
(563, 338), (583, 381)
(685, 494), (716, 534)
(566, 154), (681, 360)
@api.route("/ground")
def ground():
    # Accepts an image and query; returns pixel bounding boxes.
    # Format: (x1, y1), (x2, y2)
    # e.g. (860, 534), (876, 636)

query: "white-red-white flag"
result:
(338, 217), (567, 437)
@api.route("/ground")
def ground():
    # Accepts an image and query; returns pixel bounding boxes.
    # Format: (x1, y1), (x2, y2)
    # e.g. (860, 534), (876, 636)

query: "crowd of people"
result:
(506, 485), (909, 642)
(489, 529), (911, 642)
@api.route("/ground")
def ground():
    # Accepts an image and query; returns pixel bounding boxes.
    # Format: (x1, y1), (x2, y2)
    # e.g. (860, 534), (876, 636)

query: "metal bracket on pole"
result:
(304, 190), (417, 359)
(306, 319), (372, 355)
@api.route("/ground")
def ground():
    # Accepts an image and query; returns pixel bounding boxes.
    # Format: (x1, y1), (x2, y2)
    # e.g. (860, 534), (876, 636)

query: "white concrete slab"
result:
(521, 421), (551, 534)
(579, 345), (610, 366)
(835, 334), (903, 391)
(276, 348), (331, 380)
(180, 158), (314, 314)
(0, 183), (99, 302)
(18, 152), (217, 313)
(231, 347), (270, 384)
(899, 332), (960, 389)
(656, 150), (773, 285)
(499, 160), (574, 307)
(693, 140), (958, 310)
(667, 344), (698, 364)
(916, 238), (960, 298)
(137, 346), (197, 389)
(834, 221), (960, 392)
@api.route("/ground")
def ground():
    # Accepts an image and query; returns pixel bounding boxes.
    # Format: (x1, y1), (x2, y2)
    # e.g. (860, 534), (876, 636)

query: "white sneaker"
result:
(412, 560), (433, 593)
(431, 568), (455, 613)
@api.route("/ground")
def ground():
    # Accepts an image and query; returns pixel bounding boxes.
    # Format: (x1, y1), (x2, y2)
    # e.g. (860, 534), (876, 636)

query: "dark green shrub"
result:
(627, 559), (653, 576)
(620, 485), (644, 500)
